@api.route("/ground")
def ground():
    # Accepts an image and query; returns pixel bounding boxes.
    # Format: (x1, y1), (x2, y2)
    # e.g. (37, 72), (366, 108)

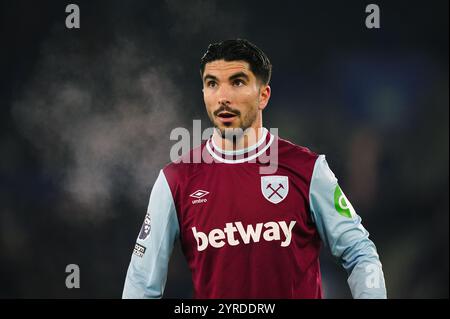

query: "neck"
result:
(212, 126), (266, 152)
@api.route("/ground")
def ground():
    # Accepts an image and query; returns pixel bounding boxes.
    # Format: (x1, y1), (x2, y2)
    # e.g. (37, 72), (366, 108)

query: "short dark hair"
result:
(200, 39), (272, 85)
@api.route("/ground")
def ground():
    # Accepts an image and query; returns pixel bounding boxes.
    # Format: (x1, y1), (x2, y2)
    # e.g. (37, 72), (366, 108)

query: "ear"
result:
(258, 85), (271, 110)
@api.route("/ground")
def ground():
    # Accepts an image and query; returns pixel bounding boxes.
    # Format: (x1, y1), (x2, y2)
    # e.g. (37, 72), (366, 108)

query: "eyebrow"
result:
(229, 72), (249, 82)
(203, 72), (250, 83)
(203, 74), (218, 83)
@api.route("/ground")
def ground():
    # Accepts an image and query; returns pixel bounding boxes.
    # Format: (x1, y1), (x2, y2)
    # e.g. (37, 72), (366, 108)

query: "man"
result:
(122, 39), (387, 298)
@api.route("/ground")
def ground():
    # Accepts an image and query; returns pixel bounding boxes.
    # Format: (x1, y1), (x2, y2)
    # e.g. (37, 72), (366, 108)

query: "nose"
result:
(216, 85), (232, 106)
(217, 97), (231, 106)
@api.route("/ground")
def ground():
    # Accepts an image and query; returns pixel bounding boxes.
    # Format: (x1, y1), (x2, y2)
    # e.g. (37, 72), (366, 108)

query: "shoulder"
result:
(276, 136), (320, 167)
(162, 142), (207, 187)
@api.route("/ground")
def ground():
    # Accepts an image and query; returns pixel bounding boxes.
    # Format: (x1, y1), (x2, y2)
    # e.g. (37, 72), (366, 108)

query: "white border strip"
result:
(206, 133), (274, 164)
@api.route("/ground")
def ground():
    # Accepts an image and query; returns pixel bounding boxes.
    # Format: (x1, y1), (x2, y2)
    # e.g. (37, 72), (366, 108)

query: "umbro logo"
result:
(190, 190), (209, 198)
(190, 190), (209, 204)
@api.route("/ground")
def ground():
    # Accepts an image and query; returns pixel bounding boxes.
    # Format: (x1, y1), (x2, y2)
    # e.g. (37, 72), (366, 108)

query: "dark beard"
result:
(216, 127), (244, 140)
(209, 103), (259, 141)
(212, 110), (260, 148)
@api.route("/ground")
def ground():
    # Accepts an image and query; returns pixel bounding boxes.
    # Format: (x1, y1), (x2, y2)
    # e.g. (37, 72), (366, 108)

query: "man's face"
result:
(202, 60), (270, 136)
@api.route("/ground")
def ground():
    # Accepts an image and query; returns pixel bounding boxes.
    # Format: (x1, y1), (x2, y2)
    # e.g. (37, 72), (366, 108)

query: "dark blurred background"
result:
(0, 0), (448, 298)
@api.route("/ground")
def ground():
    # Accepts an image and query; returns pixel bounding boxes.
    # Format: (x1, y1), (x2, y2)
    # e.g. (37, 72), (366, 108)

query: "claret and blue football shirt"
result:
(122, 128), (387, 298)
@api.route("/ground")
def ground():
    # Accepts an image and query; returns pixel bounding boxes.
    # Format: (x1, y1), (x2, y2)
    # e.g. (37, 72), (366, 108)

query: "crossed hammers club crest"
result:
(261, 176), (289, 204)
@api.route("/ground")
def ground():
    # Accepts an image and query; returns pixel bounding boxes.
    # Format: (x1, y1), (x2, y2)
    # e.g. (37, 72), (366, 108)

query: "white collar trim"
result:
(206, 129), (274, 164)
(211, 128), (269, 156)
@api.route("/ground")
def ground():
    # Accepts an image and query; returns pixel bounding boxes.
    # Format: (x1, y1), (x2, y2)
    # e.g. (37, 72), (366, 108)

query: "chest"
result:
(176, 163), (313, 248)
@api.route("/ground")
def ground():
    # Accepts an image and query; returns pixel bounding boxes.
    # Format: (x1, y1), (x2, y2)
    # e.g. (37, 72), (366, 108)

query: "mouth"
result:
(216, 112), (238, 124)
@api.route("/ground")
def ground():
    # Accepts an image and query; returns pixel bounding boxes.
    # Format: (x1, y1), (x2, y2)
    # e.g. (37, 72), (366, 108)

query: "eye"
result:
(233, 79), (245, 87)
(207, 81), (217, 88)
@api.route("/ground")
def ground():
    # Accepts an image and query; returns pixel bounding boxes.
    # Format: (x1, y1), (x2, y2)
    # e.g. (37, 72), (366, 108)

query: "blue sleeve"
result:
(309, 155), (387, 299)
(122, 170), (180, 299)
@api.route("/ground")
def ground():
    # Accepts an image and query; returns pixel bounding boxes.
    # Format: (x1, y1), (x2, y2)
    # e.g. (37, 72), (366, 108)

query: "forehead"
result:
(203, 60), (253, 78)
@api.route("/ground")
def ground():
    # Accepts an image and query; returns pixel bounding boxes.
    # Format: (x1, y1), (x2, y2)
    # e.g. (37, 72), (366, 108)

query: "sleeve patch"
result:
(138, 211), (152, 240)
(133, 243), (146, 257)
(334, 185), (354, 218)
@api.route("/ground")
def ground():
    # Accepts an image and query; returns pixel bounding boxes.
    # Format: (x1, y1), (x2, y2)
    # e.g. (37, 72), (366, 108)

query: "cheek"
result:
(238, 88), (259, 105)
(203, 92), (212, 106)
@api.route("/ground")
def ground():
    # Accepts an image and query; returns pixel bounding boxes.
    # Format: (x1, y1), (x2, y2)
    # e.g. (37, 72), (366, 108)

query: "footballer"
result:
(122, 39), (387, 299)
